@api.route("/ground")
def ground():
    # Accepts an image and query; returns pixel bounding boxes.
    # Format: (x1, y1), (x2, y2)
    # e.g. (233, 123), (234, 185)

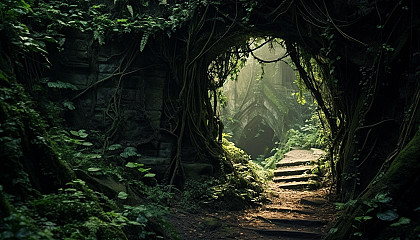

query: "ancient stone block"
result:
(145, 88), (163, 111)
(60, 72), (89, 87)
(122, 76), (144, 89)
(146, 111), (162, 129)
(121, 89), (136, 101)
(61, 50), (90, 69)
(158, 142), (173, 158)
(143, 72), (165, 89)
(98, 62), (119, 74)
(97, 45), (112, 62)
(97, 73), (119, 88)
(92, 108), (105, 124)
(96, 88), (115, 106)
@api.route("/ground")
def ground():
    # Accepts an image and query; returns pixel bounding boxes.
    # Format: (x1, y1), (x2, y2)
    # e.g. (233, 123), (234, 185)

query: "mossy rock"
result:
(31, 192), (105, 225)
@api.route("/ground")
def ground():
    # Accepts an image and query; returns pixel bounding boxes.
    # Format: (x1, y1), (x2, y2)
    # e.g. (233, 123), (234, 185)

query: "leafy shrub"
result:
(1, 213), (54, 240)
(284, 117), (326, 150)
(122, 204), (181, 240)
(176, 136), (269, 211)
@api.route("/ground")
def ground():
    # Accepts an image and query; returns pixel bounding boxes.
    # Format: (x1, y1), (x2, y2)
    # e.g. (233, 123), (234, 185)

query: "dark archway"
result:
(236, 116), (277, 159)
(161, 2), (420, 238)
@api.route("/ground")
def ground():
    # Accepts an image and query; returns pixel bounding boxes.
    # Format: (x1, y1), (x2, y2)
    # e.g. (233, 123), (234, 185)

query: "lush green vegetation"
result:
(0, 0), (269, 239)
(1, 0), (420, 239)
(174, 135), (270, 212)
(282, 112), (327, 151)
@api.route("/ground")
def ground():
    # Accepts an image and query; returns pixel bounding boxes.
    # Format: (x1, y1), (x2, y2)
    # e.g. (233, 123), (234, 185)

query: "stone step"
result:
(261, 207), (314, 215)
(276, 159), (314, 168)
(300, 198), (328, 207)
(245, 227), (323, 239)
(311, 148), (326, 156)
(273, 174), (318, 183)
(274, 165), (313, 177)
(276, 181), (316, 190)
(265, 217), (327, 227)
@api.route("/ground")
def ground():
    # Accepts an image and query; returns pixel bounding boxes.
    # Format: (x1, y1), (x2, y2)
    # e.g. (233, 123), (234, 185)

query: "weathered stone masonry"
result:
(51, 31), (172, 159)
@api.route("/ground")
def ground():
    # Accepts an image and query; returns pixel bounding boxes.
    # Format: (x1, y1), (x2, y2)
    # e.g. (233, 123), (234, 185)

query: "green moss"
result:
(383, 130), (420, 189)
(0, 213), (55, 240)
(0, 80), (75, 198)
(81, 217), (127, 240)
(25, 181), (130, 239)
(31, 194), (102, 224)
(0, 186), (12, 218)
(202, 136), (269, 210)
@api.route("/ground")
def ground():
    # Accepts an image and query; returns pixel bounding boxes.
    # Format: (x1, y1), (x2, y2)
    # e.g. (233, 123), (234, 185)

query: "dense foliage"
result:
(1, 0), (420, 239)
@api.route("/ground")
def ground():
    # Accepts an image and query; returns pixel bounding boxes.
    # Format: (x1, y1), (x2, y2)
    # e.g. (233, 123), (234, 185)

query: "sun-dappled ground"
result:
(169, 149), (337, 239)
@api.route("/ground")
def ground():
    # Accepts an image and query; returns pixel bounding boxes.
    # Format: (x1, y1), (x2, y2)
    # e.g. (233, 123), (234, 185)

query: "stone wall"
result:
(47, 31), (217, 180)
(50, 31), (172, 159)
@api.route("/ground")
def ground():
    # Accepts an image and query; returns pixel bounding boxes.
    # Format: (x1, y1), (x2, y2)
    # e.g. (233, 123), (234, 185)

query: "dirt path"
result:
(169, 149), (337, 239)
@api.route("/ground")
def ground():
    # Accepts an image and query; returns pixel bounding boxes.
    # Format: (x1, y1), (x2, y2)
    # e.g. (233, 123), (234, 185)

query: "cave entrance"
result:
(236, 116), (278, 159)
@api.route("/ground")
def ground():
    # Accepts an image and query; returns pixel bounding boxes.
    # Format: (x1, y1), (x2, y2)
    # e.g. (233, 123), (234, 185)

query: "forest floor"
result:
(168, 149), (338, 240)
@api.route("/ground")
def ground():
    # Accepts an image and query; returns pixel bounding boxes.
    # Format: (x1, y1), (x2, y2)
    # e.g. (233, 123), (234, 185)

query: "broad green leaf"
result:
(120, 147), (141, 158)
(140, 33), (149, 52)
(355, 216), (372, 222)
(70, 130), (79, 136)
(117, 191), (128, 200)
(58, 38), (66, 47)
(78, 130), (88, 138)
(65, 188), (77, 192)
(377, 210), (399, 221)
(43, 36), (57, 43)
(374, 193), (392, 203)
(125, 162), (144, 168)
(125, 162), (138, 168)
(144, 173), (156, 178)
(108, 144), (122, 150)
(82, 142), (93, 146)
(87, 167), (101, 172)
(390, 217), (411, 227)
(63, 101), (75, 110)
(137, 167), (151, 172)
(126, 5), (133, 17)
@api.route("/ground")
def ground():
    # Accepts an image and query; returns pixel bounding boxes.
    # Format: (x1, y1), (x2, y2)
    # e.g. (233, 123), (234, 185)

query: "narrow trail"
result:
(170, 149), (337, 240)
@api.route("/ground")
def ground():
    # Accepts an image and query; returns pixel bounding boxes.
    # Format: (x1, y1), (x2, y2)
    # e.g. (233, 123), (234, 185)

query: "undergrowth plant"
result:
(283, 113), (326, 150)
(177, 134), (269, 211)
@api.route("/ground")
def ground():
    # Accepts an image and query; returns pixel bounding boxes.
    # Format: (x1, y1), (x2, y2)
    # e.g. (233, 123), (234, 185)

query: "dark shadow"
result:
(236, 116), (277, 159)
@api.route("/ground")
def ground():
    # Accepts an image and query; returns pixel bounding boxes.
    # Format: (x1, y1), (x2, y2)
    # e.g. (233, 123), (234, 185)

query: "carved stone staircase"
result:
(273, 150), (318, 190)
(240, 149), (333, 240)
